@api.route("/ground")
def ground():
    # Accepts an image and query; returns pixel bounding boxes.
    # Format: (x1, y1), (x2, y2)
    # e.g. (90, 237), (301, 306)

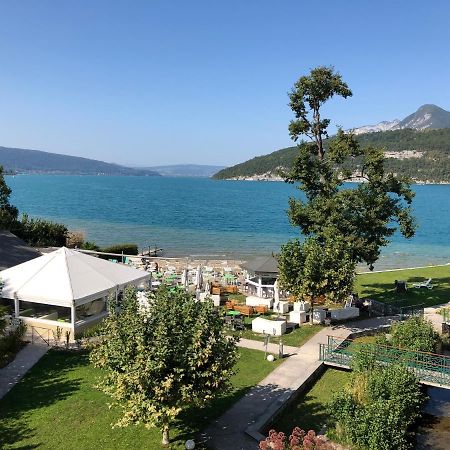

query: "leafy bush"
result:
(80, 241), (100, 251)
(259, 427), (332, 450)
(101, 243), (138, 256)
(0, 320), (27, 368)
(329, 364), (425, 450)
(387, 315), (441, 353)
(14, 214), (68, 247)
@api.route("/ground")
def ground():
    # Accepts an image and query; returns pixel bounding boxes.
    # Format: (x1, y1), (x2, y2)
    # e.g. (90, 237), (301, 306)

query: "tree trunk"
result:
(162, 424), (170, 446)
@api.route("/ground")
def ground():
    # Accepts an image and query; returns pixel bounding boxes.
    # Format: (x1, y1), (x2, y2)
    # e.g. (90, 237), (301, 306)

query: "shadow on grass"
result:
(265, 394), (329, 435)
(0, 350), (86, 449)
(186, 383), (295, 449)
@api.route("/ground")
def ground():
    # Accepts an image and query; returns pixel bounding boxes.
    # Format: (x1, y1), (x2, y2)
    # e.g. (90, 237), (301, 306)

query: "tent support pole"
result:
(14, 298), (19, 318)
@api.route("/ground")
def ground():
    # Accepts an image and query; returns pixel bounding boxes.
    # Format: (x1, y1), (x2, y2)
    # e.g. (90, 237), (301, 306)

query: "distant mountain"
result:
(0, 146), (160, 176)
(353, 104), (450, 135)
(213, 128), (450, 183)
(142, 164), (226, 177)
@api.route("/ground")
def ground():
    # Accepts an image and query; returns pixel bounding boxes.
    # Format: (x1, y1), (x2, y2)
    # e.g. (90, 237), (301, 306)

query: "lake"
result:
(7, 175), (450, 270)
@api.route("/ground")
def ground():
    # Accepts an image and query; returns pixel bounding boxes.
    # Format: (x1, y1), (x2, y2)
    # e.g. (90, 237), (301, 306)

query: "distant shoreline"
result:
(221, 176), (450, 185)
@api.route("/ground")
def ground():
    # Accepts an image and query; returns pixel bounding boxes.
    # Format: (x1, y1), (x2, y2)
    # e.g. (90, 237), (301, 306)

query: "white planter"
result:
(289, 311), (307, 325)
(312, 309), (326, 324)
(246, 296), (273, 309)
(293, 302), (310, 313)
(199, 293), (221, 307)
(330, 307), (359, 321)
(273, 301), (289, 314)
(251, 317), (286, 336)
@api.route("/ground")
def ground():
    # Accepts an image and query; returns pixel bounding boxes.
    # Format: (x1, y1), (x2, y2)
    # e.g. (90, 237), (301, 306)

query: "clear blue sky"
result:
(0, 1), (449, 167)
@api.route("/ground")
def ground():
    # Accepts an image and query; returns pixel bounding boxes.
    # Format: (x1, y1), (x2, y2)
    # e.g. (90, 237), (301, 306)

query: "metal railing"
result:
(30, 326), (52, 346)
(319, 335), (450, 387)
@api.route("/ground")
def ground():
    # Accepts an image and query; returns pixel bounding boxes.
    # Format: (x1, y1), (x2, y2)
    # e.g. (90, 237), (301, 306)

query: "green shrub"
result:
(101, 243), (138, 256)
(329, 364), (425, 450)
(0, 321), (27, 368)
(388, 315), (441, 353)
(80, 241), (100, 251)
(14, 214), (68, 247)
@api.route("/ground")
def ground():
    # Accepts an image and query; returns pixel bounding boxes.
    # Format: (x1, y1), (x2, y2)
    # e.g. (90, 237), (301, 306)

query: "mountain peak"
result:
(353, 104), (450, 135)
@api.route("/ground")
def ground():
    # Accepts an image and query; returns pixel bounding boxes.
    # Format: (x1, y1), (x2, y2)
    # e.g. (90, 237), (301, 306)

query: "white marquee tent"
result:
(0, 247), (150, 335)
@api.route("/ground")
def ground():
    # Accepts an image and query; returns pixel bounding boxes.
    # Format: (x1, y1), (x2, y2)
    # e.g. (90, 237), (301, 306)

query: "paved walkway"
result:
(236, 338), (299, 356)
(0, 343), (49, 400)
(202, 316), (397, 450)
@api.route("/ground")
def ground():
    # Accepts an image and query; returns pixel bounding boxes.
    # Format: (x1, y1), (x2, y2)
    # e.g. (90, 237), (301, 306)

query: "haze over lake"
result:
(9, 175), (450, 270)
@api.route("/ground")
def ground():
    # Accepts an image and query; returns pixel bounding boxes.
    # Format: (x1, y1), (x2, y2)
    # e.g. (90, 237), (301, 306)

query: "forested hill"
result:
(0, 146), (160, 176)
(213, 128), (450, 183)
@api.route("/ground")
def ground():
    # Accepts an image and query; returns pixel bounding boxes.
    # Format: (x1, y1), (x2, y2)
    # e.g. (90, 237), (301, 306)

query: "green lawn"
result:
(270, 368), (350, 433)
(236, 323), (323, 347)
(0, 347), (281, 449)
(356, 264), (450, 307)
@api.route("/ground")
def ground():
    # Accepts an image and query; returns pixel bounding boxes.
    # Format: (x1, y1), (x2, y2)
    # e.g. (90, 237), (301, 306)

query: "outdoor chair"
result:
(224, 316), (234, 327)
(233, 316), (246, 331)
(413, 278), (433, 289)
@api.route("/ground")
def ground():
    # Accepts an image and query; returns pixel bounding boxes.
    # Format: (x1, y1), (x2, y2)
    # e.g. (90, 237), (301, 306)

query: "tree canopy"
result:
(282, 67), (416, 272)
(90, 286), (238, 446)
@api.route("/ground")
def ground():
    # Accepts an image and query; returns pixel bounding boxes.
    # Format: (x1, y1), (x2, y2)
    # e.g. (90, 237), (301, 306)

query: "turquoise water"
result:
(7, 175), (450, 269)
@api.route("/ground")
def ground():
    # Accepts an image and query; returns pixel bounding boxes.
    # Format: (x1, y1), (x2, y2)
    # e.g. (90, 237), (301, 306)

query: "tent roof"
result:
(0, 247), (150, 306)
(0, 231), (41, 270)
(242, 255), (279, 275)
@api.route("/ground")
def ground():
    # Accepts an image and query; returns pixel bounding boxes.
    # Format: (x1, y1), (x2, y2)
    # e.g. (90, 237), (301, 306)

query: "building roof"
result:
(0, 247), (150, 307)
(0, 230), (41, 270)
(241, 255), (279, 275)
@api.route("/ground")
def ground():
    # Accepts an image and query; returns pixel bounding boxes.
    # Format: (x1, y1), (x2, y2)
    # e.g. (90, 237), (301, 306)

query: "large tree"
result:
(90, 286), (238, 446)
(281, 67), (415, 284)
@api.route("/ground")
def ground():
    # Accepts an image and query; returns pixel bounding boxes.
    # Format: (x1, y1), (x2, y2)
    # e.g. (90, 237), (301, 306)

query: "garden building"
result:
(242, 255), (278, 298)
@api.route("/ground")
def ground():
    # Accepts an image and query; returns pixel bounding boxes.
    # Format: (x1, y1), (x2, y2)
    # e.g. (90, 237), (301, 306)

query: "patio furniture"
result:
(413, 278), (433, 289)
(233, 316), (245, 331)
(254, 305), (268, 314)
(234, 304), (254, 317)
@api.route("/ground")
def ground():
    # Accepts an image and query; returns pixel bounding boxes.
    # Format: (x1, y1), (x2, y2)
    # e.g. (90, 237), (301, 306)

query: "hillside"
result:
(141, 164), (225, 177)
(213, 128), (450, 183)
(0, 146), (160, 176)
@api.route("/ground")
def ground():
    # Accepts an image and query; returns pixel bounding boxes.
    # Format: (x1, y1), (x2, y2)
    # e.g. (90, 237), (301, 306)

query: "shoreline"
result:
(220, 176), (450, 185)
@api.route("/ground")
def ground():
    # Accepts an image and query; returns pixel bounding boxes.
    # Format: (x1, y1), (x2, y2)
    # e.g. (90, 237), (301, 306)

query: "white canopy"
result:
(0, 247), (150, 307)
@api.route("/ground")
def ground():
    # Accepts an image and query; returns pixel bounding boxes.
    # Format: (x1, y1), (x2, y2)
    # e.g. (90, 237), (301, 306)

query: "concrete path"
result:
(202, 316), (396, 450)
(236, 338), (299, 356)
(0, 343), (49, 400)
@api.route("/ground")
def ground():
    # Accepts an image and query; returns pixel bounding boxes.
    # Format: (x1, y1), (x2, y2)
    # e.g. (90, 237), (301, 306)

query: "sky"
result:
(0, 1), (450, 167)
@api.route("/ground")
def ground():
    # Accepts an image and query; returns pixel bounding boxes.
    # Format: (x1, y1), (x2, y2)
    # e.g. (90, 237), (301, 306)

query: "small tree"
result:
(0, 166), (18, 230)
(278, 236), (356, 319)
(90, 286), (238, 446)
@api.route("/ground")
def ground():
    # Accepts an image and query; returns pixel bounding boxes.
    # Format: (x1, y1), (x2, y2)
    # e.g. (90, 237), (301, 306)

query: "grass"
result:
(0, 347), (281, 449)
(269, 368), (350, 434)
(236, 323), (323, 347)
(355, 264), (450, 308)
